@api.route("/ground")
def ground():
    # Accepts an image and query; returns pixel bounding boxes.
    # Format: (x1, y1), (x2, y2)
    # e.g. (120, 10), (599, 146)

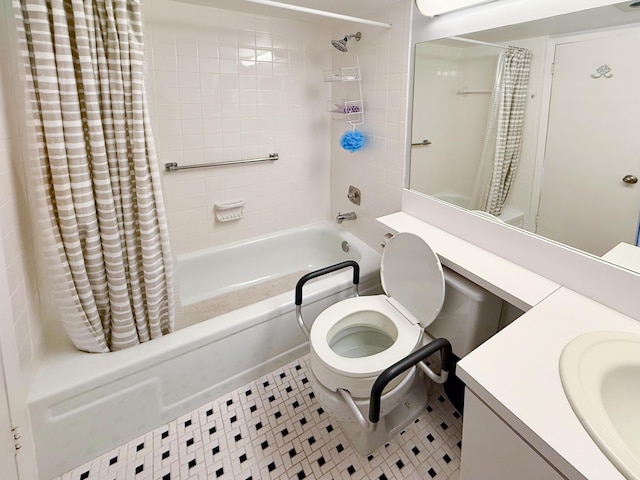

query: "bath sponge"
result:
(340, 129), (365, 152)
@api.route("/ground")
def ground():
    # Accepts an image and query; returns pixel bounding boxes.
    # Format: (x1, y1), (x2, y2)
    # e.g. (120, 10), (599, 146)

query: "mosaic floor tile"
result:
(53, 355), (463, 480)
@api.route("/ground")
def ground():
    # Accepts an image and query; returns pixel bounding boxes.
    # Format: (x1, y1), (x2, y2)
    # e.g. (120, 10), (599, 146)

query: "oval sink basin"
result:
(560, 331), (640, 479)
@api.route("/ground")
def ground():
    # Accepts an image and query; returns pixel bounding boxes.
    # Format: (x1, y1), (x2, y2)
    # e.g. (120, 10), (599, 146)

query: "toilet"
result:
(295, 232), (503, 454)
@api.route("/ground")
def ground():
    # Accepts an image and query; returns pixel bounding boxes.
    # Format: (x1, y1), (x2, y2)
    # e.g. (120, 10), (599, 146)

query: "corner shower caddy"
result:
(324, 60), (364, 126)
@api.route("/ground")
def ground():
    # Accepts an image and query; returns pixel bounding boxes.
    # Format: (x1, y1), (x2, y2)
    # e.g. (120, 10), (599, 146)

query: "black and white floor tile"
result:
(54, 356), (463, 480)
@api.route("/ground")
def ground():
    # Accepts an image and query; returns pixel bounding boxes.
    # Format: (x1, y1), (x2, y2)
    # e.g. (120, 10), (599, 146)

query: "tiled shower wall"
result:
(410, 43), (497, 197)
(0, 0), (43, 373)
(329, 0), (413, 250)
(143, 0), (333, 255)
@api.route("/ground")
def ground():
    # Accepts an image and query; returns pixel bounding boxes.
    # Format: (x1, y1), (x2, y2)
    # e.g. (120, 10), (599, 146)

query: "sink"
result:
(560, 331), (640, 479)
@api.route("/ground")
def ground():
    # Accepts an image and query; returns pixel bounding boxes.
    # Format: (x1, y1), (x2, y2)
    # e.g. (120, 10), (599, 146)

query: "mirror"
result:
(409, 2), (640, 259)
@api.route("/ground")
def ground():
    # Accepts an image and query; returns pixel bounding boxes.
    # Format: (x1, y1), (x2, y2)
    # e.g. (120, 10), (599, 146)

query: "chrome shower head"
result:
(331, 32), (361, 52)
(331, 38), (348, 52)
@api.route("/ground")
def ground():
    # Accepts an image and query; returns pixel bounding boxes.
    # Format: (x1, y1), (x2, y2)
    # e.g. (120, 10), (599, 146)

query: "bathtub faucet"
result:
(335, 211), (357, 224)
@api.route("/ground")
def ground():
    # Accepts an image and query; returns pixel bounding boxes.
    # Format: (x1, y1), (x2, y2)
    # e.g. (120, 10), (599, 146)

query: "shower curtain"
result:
(13, 0), (175, 353)
(471, 46), (533, 216)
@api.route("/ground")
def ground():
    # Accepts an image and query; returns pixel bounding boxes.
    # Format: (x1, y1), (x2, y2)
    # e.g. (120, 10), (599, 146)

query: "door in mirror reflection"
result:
(536, 29), (640, 256)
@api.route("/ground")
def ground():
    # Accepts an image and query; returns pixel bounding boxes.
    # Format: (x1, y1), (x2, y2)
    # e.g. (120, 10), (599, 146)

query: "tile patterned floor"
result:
(54, 355), (463, 480)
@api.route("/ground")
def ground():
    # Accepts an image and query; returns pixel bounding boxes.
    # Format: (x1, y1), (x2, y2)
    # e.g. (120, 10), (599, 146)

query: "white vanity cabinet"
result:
(460, 391), (564, 480)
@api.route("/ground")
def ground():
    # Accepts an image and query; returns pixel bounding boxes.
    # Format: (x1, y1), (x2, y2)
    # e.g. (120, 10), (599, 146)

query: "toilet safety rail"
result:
(294, 260), (360, 339)
(369, 338), (452, 423)
(338, 338), (453, 433)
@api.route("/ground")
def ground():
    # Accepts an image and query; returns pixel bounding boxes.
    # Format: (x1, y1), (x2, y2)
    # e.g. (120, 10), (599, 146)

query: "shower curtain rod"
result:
(449, 36), (510, 49)
(232, 0), (392, 28)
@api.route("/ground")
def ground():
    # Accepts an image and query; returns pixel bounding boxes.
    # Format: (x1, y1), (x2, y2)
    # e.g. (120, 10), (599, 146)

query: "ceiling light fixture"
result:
(416, 0), (498, 17)
(231, 0), (391, 28)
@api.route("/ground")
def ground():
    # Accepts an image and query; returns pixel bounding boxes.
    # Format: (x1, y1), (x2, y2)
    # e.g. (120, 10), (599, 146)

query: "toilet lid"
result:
(381, 232), (445, 328)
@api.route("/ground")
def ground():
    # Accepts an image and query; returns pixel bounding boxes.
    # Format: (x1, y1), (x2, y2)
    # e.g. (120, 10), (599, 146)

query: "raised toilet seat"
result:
(310, 294), (424, 398)
(308, 231), (446, 390)
(295, 232), (454, 455)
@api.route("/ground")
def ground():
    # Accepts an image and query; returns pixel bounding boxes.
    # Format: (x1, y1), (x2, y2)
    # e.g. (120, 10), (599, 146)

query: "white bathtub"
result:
(28, 222), (381, 479)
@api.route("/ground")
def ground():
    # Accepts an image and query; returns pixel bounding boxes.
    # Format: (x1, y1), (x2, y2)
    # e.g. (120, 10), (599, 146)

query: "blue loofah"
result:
(340, 129), (365, 152)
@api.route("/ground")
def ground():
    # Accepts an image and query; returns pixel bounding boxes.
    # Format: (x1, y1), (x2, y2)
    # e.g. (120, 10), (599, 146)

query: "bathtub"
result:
(28, 222), (381, 480)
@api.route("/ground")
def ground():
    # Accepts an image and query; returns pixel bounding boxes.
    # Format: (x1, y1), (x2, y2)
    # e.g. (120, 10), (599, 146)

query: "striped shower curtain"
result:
(471, 46), (533, 216)
(14, 0), (175, 353)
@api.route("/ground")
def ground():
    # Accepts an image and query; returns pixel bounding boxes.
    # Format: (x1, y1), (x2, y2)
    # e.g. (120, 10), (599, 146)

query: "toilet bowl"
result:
(295, 232), (502, 454)
(310, 232), (446, 398)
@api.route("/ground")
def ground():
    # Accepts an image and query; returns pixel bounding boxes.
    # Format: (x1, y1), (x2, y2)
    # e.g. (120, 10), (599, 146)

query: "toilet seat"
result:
(310, 233), (446, 398)
(310, 295), (424, 397)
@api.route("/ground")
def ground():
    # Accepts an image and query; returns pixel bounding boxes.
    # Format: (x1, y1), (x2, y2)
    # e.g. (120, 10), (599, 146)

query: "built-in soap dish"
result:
(214, 199), (244, 222)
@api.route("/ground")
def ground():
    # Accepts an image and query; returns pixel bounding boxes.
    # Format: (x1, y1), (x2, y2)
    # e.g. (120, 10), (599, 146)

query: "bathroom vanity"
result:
(378, 212), (640, 480)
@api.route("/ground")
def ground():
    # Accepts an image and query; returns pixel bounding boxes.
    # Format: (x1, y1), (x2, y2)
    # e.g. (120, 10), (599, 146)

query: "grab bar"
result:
(294, 260), (360, 339)
(369, 338), (452, 423)
(336, 338), (453, 432)
(165, 153), (278, 172)
(456, 88), (492, 95)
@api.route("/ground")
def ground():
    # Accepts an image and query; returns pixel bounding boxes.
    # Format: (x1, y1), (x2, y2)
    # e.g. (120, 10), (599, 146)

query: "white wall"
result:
(410, 43), (497, 201)
(330, 0), (413, 250)
(0, 0), (43, 377)
(143, 1), (333, 255)
(410, 43), (463, 196)
(453, 46), (497, 195)
(0, 3), (43, 476)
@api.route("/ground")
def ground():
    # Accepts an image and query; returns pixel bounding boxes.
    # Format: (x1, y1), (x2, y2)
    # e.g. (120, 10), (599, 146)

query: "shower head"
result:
(331, 32), (361, 52)
(331, 38), (348, 52)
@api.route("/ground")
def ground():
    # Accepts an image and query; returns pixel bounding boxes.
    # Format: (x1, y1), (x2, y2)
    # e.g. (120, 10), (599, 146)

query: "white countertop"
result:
(458, 288), (640, 480)
(377, 212), (640, 479)
(602, 242), (640, 274)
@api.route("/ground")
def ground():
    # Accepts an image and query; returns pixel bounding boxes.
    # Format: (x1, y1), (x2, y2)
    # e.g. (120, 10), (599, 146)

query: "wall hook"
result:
(591, 64), (613, 79)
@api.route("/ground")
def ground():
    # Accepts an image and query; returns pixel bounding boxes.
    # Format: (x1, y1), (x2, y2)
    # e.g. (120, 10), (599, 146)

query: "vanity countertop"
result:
(457, 287), (640, 480)
(602, 241), (640, 274)
(377, 212), (640, 479)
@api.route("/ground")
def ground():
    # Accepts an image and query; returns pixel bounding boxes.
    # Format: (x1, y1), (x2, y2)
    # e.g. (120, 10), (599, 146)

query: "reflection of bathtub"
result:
(431, 191), (524, 228)
(431, 192), (471, 209)
(29, 222), (382, 479)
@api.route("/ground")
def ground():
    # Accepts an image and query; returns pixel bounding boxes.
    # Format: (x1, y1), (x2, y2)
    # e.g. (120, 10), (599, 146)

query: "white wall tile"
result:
(329, 0), (412, 251)
(0, 0), (45, 372)
(177, 56), (199, 73)
(219, 59), (238, 75)
(199, 57), (220, 74)
(154, 55), (178, 71)
(155, 71), (179, 88)
(145, 4), (335, 256)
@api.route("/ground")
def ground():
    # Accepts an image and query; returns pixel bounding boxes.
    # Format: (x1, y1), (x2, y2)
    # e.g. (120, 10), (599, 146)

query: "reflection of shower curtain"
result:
(14, 0), (175, 352)
(471, 46), (533, 215)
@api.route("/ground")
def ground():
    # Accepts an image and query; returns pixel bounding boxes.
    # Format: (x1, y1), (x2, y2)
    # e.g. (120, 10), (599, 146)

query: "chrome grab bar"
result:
(165, 153), (278, 172)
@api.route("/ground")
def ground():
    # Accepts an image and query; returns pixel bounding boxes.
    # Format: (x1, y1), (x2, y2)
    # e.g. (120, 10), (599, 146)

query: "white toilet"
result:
(295, 232), (503, 454)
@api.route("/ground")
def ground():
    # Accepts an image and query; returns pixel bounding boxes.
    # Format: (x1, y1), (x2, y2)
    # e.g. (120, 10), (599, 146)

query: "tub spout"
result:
(335, 212), (357, 224)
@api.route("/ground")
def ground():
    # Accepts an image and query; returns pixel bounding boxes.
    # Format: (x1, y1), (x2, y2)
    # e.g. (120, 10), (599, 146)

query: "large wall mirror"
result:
(409, 2), (640, 260)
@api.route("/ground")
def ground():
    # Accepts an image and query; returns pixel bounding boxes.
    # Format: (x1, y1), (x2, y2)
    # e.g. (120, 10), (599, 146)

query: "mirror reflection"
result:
(410, 3), (640, 257)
